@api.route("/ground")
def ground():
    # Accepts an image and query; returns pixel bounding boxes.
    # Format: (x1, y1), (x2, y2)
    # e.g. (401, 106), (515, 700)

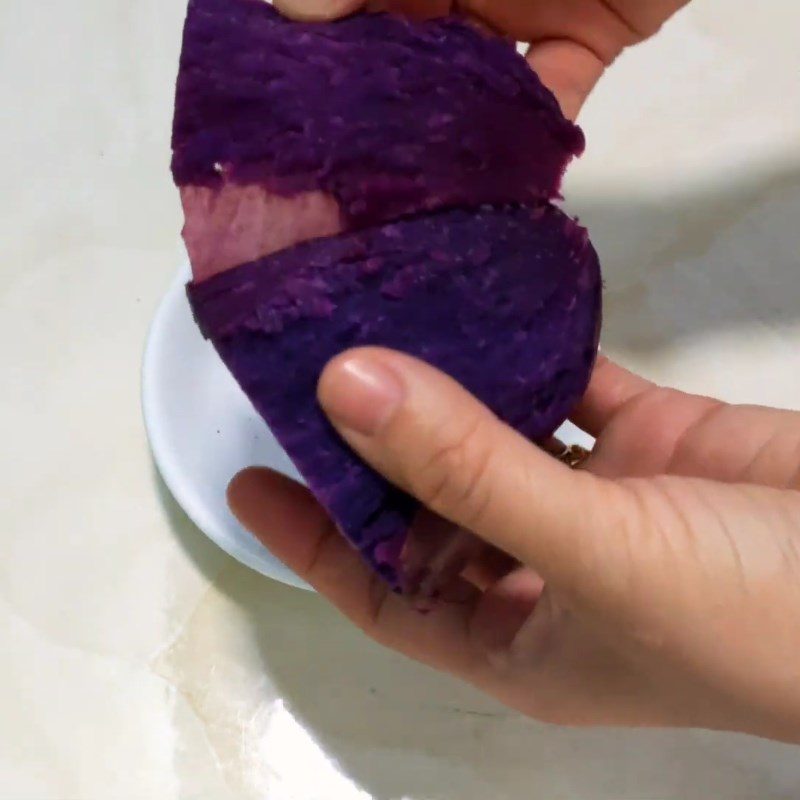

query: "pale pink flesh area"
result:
(181, 183), (344, 282)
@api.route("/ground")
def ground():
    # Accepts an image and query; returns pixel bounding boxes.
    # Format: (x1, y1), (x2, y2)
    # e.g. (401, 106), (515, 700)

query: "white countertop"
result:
(2, 0), (799, 797)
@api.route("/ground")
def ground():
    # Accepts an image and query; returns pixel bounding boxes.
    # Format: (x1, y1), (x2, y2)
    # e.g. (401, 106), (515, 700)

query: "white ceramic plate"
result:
(142, 264), (311, 590)
(142, 265), (594, 590)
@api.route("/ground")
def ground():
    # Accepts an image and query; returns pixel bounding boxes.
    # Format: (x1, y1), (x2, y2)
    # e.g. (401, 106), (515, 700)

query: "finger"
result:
(274, 0), (364, 21)
(461, 0), (639, 58)
(570, 355), (655, 436)
(461, 545), (518, 591)
(398, 510), (464, 595)
(227, 468), (485, 674)
(469, 567), (542, 654)
(228, 468), (370, 622)
(318, 348), (641, 593)
(526, 40), (605, 120)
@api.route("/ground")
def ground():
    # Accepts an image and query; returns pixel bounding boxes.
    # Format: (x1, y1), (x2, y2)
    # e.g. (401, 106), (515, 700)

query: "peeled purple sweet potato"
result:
(188, 205), (601, 589)
(172, 0), (584, 280)
(172, 0), (603, 593)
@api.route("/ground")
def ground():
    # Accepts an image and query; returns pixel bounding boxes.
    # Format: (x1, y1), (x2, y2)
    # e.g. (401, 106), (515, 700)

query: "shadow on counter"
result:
(152, 161), (800, 799)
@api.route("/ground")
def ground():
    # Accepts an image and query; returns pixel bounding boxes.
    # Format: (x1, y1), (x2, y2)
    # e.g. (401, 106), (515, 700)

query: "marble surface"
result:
(1, 0), (799, 797)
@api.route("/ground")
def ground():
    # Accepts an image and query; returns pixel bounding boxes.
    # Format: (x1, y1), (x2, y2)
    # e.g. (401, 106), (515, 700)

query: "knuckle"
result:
(582, 476), (685, 624)
(412, 413), (494, 528)
(558, 475), (648, 601)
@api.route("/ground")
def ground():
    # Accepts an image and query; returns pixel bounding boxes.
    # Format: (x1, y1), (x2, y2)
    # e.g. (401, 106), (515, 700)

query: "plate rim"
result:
(141, 264), (311, 591)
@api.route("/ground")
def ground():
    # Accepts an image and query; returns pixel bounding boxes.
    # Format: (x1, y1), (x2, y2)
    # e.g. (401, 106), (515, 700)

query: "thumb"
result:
(318, 347), (641, 593)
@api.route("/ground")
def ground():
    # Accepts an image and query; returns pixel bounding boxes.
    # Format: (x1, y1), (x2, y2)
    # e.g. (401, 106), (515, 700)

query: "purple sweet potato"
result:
(172, 0), (584, 280)
(188, 205), (602, 589)
(172, 0), (602, 592)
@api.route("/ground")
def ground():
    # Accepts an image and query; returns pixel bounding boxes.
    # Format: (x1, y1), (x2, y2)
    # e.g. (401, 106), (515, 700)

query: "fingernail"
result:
(319, 355), (404, 436)
(275, 0), (358, 22)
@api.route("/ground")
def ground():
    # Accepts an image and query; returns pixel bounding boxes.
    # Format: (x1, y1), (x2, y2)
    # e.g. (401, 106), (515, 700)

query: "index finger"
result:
(227, 467), (486, 675)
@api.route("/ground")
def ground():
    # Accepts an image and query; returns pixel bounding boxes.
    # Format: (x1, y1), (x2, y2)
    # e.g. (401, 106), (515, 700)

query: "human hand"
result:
(274, 0), (689, 118)
(229, 349), (800, 742)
